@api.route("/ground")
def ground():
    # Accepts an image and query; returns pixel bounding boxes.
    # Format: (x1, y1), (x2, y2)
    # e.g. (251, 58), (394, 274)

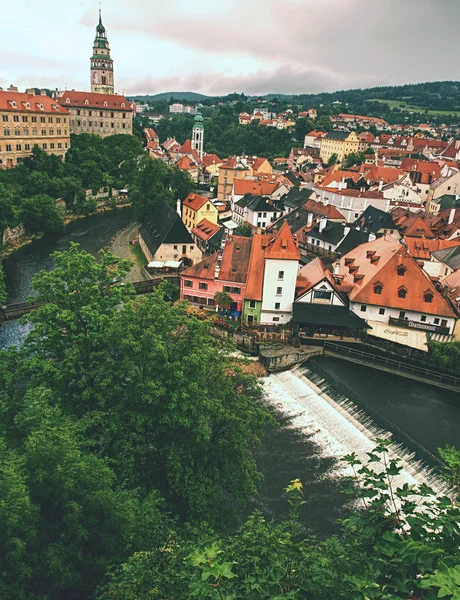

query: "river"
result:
(1, 210), (458, 537)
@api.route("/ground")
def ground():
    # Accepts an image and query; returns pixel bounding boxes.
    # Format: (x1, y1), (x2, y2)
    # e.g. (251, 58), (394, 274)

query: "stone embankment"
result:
(259, 345), (322, 372)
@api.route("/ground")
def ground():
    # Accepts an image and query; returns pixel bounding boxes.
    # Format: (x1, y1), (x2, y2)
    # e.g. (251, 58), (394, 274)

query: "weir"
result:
(263, 364), (448, 495)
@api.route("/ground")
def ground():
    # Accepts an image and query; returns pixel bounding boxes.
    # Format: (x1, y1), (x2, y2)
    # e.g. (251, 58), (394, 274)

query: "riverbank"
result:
(1, 202), (132, 262)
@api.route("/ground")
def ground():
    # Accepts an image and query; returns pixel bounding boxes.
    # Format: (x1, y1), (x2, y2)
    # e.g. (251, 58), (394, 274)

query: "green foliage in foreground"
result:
(0, 262), (6, 304)
(428, 340), (460, 373)
(0, 244), (459, 598)
(0, 243), (269, 598)
(101, 440), (460, 600)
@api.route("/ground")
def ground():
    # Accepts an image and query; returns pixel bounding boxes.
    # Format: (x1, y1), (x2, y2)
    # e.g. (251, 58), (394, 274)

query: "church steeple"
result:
(192, 104), (204, 160)
(90, 10), (114, 94)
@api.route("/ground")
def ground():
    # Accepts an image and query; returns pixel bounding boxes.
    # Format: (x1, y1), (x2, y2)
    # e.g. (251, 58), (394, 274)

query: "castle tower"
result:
(191, 104), (204, 160)
(90, 10), (114, 95)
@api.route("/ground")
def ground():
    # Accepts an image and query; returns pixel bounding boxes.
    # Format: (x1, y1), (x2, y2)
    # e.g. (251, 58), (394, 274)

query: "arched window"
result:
(374, 283), (383, 295)
(398, 286), (407, 299)
(424, 290), (434, 303)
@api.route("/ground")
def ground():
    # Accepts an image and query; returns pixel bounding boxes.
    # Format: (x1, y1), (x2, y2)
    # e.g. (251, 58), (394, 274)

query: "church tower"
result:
(191, 104), (204, 160)
(90, 10), (114, 95)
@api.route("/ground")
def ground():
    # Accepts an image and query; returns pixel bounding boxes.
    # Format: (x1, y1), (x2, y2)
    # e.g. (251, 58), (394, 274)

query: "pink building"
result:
(180, 234), (252, 311)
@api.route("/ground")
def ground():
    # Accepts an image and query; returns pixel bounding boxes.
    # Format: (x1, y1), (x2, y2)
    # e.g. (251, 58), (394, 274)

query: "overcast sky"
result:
(1, 0), (459, 96)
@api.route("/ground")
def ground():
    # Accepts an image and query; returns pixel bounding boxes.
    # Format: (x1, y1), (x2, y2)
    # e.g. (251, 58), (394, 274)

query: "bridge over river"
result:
(0, 274), (179, 323)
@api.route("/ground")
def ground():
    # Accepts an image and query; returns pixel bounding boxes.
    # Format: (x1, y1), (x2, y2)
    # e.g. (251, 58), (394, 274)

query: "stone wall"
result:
(2, 224), (25, 247)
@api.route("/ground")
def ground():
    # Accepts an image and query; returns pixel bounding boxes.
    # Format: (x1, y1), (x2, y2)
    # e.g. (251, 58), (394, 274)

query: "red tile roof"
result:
(404, 236), (460, 260)
(296, 257), (336, 297)
(233, 178), (280, 197)
(0, 90), (69, 115)
(192, 218), (221, 242)
(218, 235), (253, 282)
(181, 252), (218, 280)
(176, 155), (197, 171)
(145, 128), (158, 140)
(183, 192), (210, 211)
(265, 221), (300, 261)
(202, 153), (222, 167)
(245, 233), (270, 301)
(338, 236), (455, 317)
(58, 90), (133, 111)
(361, 164), (406, 184)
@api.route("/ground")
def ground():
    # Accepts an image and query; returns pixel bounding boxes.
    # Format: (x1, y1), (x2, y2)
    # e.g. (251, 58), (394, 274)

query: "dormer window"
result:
(397, 265), (406, 276)
(85, 99), (89, 105)
(374, 283), (383, 295)
(66, 98), (70, 104)
(121, 103), (125, 108)
(398, 286), (407, 299)
(424, 290), (434, 303)
(103, 101), (108, 107)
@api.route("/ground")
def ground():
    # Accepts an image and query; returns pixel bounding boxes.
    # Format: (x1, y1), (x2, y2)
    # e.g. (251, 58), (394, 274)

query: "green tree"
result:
(0, 263), (6, 305)
(342, 151), (367, 168)
(213, 290), (233, 309)
(327, 152), (338, 167)
(130, 156), (174, 220)
(20, 194), (65, 234)
(234, 222), (253, 237)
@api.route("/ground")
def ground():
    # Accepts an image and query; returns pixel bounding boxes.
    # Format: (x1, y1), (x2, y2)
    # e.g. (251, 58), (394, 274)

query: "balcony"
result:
(388, 317), (450, 336)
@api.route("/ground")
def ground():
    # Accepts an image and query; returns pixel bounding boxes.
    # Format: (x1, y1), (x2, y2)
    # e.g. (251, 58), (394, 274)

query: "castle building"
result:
(56, 11), (134, 137)
(0, 85), (70, 169)
(90, 10), (114, 95)
(191, 104), (204, 160)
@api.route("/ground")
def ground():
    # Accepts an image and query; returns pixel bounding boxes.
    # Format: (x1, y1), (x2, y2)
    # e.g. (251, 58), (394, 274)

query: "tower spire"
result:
(91, 7), (114, 94)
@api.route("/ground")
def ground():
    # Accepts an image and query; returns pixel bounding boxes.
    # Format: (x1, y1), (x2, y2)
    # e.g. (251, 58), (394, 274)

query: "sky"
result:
(1, 0), (460, 97)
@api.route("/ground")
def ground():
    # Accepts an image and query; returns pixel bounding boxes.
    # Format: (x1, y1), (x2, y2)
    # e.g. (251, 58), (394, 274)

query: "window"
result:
(399, 311), (406, 319)
(41, 129), (46, 136)
(313, 290), (332, 300)
(40, 116), (45, 123)
(23, 128), (28, 135)
(184, 280), (193, 288)
(421, 315), (427, 322)
(5, 144), (11, 151)
(199, 282), (208, 290)
(14, 130), (20, 136)
(25, 144), (30, 151)
(99, 111), (103, 117)
(379, 308), (385, 315)
(207, 298), (215, 306)
(57, 143), (62, 149)
(13, 115), (19, 122)
(248, 315), (254, 324)
(360, 305), (367, 312)
(424, 291), (434, 303)
(274, 302), (281, 310)
(2, 115), (8, 122)
(223, 286), (231, 293)
(48, 117), (53, 123)
(111, 112), (114, 118)
(273, 317), (280, 322)
(276, 287), (283, 295)
(441, 319), (448, 328)
(173, 245), (178, 250)
(182, 245), (186, 254)
(397, 265), (406, 276)
(278, 271), (284, 280)
(434, 318), (440, 325)
(232, 287), (240, 294)
(16, 144), (21, 151)
(249, 300), (256, 309)
(398, 287), (407, 299)
(77, 110), (81, 116)
(22, 116), (28, 122)
(3, 129), (10, 136)
(374, 283), (383, 295)
(56, 117), (61, 123)
(31, 116), (37, 123)
(42, 143), (47, 149)
(190, 246), (193, 251)
(50, 143), (55, 149)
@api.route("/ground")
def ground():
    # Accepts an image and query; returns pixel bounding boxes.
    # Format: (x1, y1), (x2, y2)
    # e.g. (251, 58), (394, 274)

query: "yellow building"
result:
(182, 192), (219, 230)
(217, 155), (272, 200)
(217, 157), (252, 200)
(319, 130), (359, 164)
(0, 86), (70, 169)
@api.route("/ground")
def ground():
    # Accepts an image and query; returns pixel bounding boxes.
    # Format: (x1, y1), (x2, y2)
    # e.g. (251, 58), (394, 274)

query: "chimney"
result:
(338, 179), (344, 192)
(293, 234), (298, 247)
(334, 260), (340, 275)
(8, 84), (18, 92)
(26, 88), (35, 95)
(378, 179), (383, 192)
(319, 217), (327, 233)
(40, 89), (46, 96)
(176, 198), (181, 218)
(368, 232), (377, 242)
(343, 226), (350, 237)
(448, 207), (456, 225)
(307, 212), (313, 228)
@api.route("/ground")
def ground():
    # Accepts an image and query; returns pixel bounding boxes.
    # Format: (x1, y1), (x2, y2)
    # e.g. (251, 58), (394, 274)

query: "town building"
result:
(191, 219), (225, 254)
(90, 11), (114, 95)
(306, 219), (369, 255)
(180, 234), (253, 312)
(319, 130), (359, 164)
(304, 130), (325, 149)
(218, 155), (272, 200)
(182, 192), (219, 230)
(337, 235), (457, 336)
(232, 194), (280, 228)
(58, 91), (134, 137)
(191, 105), (204, 160)
(138, 201), (202, 266)
(0, 86), (70, 168)
(312, 185), (390, 222)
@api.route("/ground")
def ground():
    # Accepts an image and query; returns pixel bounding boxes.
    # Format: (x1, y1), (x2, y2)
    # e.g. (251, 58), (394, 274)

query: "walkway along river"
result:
(1, 208), (459, 536)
